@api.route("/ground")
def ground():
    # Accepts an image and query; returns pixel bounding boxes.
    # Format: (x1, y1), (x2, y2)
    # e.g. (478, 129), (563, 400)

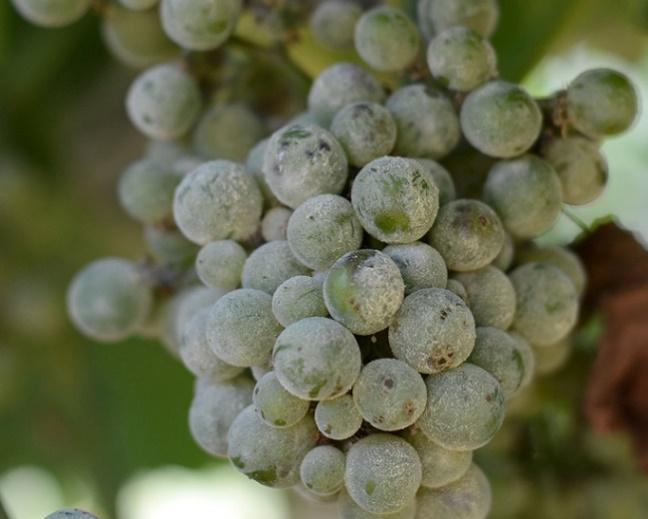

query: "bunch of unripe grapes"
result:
(14, 0), (640, 518)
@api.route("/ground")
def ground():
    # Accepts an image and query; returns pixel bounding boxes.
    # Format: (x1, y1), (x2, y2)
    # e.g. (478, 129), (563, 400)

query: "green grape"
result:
(67, 258), (152, 342)
(331, 102), (397, 167)
(286, 111), (319, 127)
(351, 157), (440, 244)
(484, 155), (562, 239)
(338, 490), (417, 519)
(146, 138), (189, 163)
(453, 266), (516, 330)
(323, 250), (404, 335)
(509, 331), (535, 389)
(460, 81), (542, 158)
(189, 375), (254, 457)
(227, 405), (318, 488)
(386, 84), (460, 159)
(533, 337), (572, 376)
(143, 226), (197, 265)
(353, 358), (427, 431)
(193, 104), (265, 163)
(492, 232), (514, 271)
(515, 245), (586, 295)
(445, 278), (468, 302)
(273, 317), (361, 400)
(403, 426), (472, 489)
(44, 510), (99, 519)
(160, 0), (242, 51)
(314, 394), (362, 440)
(196, 240), (248, 290)
(241, 241), (312, 295)
(345, 433), (422, 514)
(126, 63), (202, 140)
(310, 0), (362, 50)
(415, 159), (456, 206)
(510, 263), (579, 346)
(419, 0), (499, 38)
(206, 288), (283, 367)
(383, 242), (448, 295)
(253, 372), (310, 428)
(307, 63), (385, 126)
(300, 445), (346, 496)
(261, 207), (292, 242)
(426, 27), (497, 92)
(11, 0), (90, 27)
(354, 6), (420, 72)
(173, 160), (263, 245)
(251, 361), (272, 382)
(566, 68), (639, 138)
(415, 464), (492, 519)
(294, 483), (340, 505)
(271, 275), (328, 327)
(416, 363), (505, 451)
(389, 288), (475, 374)
(262, 124), (349, 209)
(119, 0), (158, 9)
(245, 138), (280, 208)
(541, 136), (608, 206)
(287, 194), (363, 271)
(428, 199), (505, 272)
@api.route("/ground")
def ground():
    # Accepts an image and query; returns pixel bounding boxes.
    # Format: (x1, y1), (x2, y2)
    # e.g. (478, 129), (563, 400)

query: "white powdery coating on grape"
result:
(262, 207), (292, 242)
(460, 81), (542, 159)
(353, 359), (427, 431)
(314, 394), (362, 440)
(300, 445), (346, 496)
(383, 242), (448, 295)
(492, 232), (514, 272)
(173, 160), (263, 245)
(324, 250), (405, 336)
(189, 375), (254, 458)
(345, 434), (422, 515)
(415, 159), (456, 207)
(287, 194), (363, 271)
(262, 124), (349, 209)
(415, 464), (492, 519)
(338, 490), (417, 519)
(293, 483), (339, 505)
(386, 84), (460, 159)
(509, 331), (536, 389)
(196, 240), (248, 290)
(126, 64), (202, 140)
(421, 0), (499, 38)
(253, 371), (309, 428)
(428, 199), (505, 272)
(273, 317), (361, 401)
(533, 338), (571, 375)
(453, 266), (516, 330)
(227, 405), (318, 488)
(11, 0), (90, 27)
(516, 245), (586, 295)
(352, 157), (439, 244)
(310, 0), (362, 50)
(207, 288), (283, 367)
(251, 360), (273, 382)
(45, 509), (99, 519)
(510, 263), (579, 346)
(445, 279), (468, 302)
(307, 63), (385, 126)
(160, 0), (242, 51)
(241, 241), (312, 295)
(272, 276), (328, 327)
(144, 226), (197, 264)
(389, 288), (475, 374)
(246, 138), (280, 207)
(416, 363), (505, 451)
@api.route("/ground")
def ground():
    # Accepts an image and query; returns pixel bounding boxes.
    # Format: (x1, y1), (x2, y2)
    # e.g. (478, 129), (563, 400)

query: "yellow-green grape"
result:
(426, 27), (497, 92)
(453, 266), (516, 329)
(173, 160), (263, 245)
(262, 207), (292, 242)
(44, 510), (99, 519)
(351, 157), (440, 244)
(383, 242), (448, 295)
(287, 194), (363, 271)
(416, 363), (505, 451)
(509, 331), (535, 389)
(143, 226), (198, 265)
(492, 232), (514, 272)
(246, 138), (280, 208)
(418, 0), (499, 38)
(314, 394), (363, 440)
(386, 84), (460, 159)
(251, 361), (272, 382)
(253, 372), (310, 428)
(241, 241), (312, 295)
(119, 0), (158, 9)
(415, 159), (456, 206)
(445, 278), (468, 302)
(273, 317), (361, 400)
(460, 81), (542, 159)
(193, 104), (265, 163)
(353, 359), (427, 431)
(262, 124), (349, 209)
(308, 63), (385, 126)
(484, 155), (562, 239)
(196, 240), (247, 290)
(510, 263), (579, 346)
(566, 68), (639, 139)
(272, 276), (328, 327)
(294, 482), (340, 505)
(300, 445), (346, 496)
(338, 490), (417, 519)
(415, 464), (492, 519)
(389, 288), (475, 374)
(324, 250), (405, 335)
(206, 288), (283, 367)
(345, 434), (422, 514)
(310, 1), (362, 50)
(227, 405), (318, 488)
(428, 199), (505, 272)
(354, 7), (420, 73)
(533, 337), (572, 376)
(403, 426), (472, 489)
(11, 0), (90, 27)
(516, 245), (586, 295)
(189, 375), (254, 457)
(126, 63), (202, 140)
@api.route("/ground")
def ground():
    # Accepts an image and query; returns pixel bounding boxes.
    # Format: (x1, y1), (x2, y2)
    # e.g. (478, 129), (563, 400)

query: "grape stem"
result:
(561, 207), (591, 234)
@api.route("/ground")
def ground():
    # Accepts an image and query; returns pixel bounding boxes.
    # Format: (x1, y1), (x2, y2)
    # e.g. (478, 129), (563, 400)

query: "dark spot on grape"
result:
(384, 378), (394, 389)
(479, 216), (488, 226)
(440, 310), (448, 320)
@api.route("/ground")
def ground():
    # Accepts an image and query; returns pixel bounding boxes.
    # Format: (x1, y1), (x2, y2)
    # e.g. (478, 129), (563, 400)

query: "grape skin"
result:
(338, 490), (417, 519)
(314, 394), (363, 440)
(509, 331), (536, 389)
(10, 0), (90, 27)
(241, 241), (312, 295)
(419, 0), (499, 38)
(300, 445), (346, 496)
(445, 279), (468, 302)
(253, 372), (310, 428)
(44, 510), (99, 519)
(245, 138), (280, 208)
(196, 240), (248, 290)
(533, 337), (572, 375)
(271, 275), (328, 327)
(143, 226), (197, 265)
(310, 0), (362, 50)
(261, 207), (292, 242)
(415, 159), (456, 206)
(492, 232), (514, 272)
(383, 242), (448, 295)
(515, 245), (586, 295)
(119, 0), (158, 10)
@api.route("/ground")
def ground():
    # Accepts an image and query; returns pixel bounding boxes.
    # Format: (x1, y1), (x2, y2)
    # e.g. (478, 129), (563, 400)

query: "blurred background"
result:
(1, 1), (648, 518)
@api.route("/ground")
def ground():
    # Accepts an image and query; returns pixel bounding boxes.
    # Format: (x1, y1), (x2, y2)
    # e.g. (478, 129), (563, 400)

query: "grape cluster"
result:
(13, 0), (640, 517)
